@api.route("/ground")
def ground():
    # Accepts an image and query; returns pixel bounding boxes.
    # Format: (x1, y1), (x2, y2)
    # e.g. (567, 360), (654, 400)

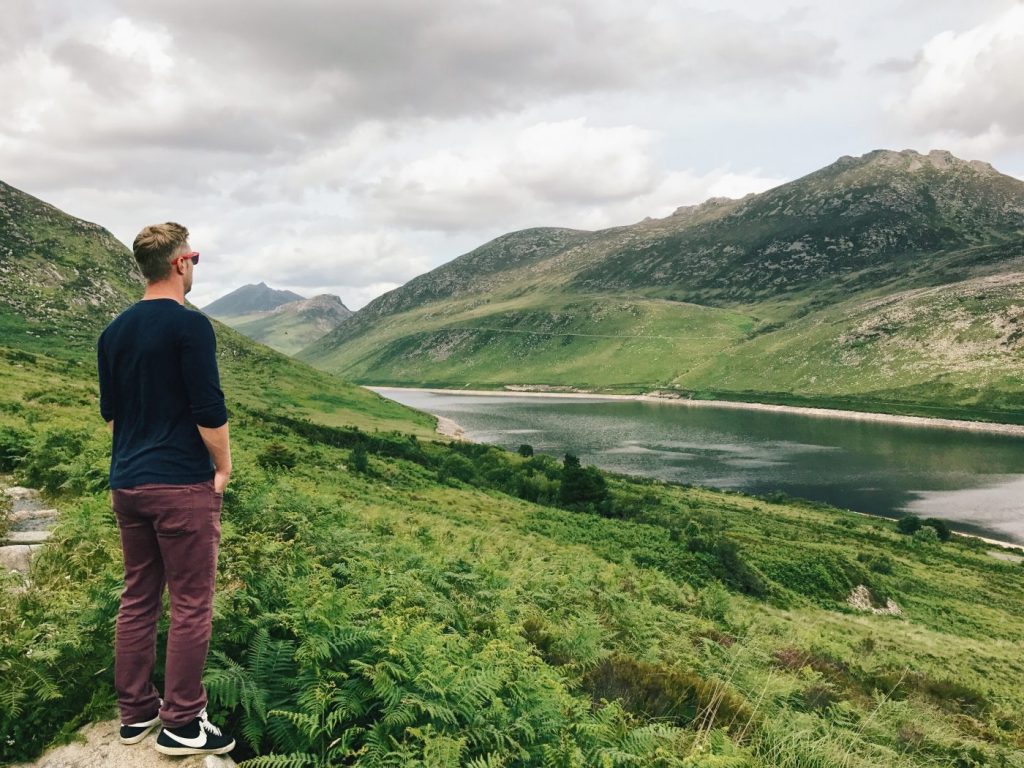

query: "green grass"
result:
(3, 337), (1024, 766)
(301, 293), (755, 393)
(3, 175), (1024, 765)
(217, 311), (336, 357)
(301, 274), (1024, 422)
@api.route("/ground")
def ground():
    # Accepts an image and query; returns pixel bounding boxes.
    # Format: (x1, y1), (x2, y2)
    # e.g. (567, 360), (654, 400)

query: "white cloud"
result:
(899, 4), (1024, 151)
(365, 119), (661, 231)
(365, 119), (785, 232)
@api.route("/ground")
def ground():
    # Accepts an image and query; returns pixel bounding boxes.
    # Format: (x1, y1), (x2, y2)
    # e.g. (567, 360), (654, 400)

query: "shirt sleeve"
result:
(180, 313), (228, 428)
(97, 334), (115, 423)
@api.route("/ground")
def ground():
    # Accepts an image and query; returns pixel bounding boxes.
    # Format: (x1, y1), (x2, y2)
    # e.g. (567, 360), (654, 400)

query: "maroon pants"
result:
(111, 479), (222, 727)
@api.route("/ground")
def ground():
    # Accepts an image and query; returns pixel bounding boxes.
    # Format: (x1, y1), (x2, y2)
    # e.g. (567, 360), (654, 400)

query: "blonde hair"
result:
(132, 222), (189, 282)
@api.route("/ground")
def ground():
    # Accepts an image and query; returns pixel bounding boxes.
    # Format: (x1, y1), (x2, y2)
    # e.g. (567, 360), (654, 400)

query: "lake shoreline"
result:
(370, 385), (1024, 551)
(371, 385), (1024, 437)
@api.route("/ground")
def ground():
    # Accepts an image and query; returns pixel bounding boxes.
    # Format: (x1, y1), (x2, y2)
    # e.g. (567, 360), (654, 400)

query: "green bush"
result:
(581, 652), (753, 734)
(687, 532), (769, 597)
(922, 517), (953, 542)
(437, 453), (476, 485)
(256, 442), (298, 470)
(897, 514), (922, 535)
(913, 526), (940, 546)
(349, 443), (369, 473)
(0, 425), (31, 472)
(559, 453), (609, 511)
(857, 552), (895, 574)
(19, 428), (107, 495)
(0, 492), (10, 540)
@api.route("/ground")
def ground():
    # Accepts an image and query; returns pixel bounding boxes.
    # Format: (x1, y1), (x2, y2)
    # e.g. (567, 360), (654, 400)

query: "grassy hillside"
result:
(0, 179), (431, 436)
(2, 178), (1024, 767)
(299, 150), (1024, 423)
(218, 295), (353, 357)
(4, 339), (1024, 767)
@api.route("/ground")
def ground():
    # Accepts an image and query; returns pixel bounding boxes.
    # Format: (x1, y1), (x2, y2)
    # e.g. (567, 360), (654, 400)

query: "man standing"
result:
(97, 222), (235, 756)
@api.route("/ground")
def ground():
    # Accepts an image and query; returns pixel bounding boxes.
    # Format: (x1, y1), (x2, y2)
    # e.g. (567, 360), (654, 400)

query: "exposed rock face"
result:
(267, 294), (353, 331)
(847, 584), (902, 616)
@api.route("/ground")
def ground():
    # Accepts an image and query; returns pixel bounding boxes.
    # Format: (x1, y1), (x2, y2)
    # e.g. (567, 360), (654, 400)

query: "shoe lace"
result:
(197, 708), (223, 737)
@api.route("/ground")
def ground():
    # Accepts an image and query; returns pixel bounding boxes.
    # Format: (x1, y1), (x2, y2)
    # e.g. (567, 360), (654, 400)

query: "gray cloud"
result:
(3, 0), (1021, 313)
(871, 53), (921, 73)
(100, 1), (840, 140)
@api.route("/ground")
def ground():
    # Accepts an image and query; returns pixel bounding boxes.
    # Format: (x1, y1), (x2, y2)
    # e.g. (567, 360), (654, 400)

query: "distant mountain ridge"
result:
(298, 149), (1024, 422)
(203, 282), (304, 317)
(225, 293), (353, 356)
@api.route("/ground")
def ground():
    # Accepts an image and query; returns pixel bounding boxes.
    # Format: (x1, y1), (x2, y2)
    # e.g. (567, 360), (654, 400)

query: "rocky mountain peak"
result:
(202, 283), (304, 317)
(270, 293), (351, 317)
(835, 148), (999, 177)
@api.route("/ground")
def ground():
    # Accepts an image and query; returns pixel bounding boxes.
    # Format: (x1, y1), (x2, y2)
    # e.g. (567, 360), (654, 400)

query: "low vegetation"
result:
(2, 345), (1024, 767)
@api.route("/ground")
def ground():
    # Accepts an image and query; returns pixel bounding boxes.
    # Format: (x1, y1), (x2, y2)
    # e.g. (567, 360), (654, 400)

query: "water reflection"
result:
(372, 388), (1024, 544)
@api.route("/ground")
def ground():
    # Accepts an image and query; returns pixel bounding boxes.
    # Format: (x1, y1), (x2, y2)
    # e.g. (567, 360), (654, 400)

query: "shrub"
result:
(19, 428), (107, 495)
(896, 514), (922, 535)
(559, 453), (609, 510)
(913, 526), (940, 546)
(856, 552), (895, 574)
(437, 453), (476, 485)
(922, 517), (953, 542)
(256, 442), (298, 470)
(349, 443), (369, 473)
(0, 492), (10, 540)
(517, 443), (534, 457)
(581, 652), (753, 733)
(0, 425), (31, 472)
(688, 532), (769, 597)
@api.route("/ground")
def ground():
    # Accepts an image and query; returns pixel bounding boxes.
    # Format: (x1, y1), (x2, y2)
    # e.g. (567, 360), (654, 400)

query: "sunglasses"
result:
(174, 251), (200, 265)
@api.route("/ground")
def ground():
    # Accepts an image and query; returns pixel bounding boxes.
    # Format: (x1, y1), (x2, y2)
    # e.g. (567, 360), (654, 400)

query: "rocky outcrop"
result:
(10, 719), (237, 768)
(1, 485), (58, 574)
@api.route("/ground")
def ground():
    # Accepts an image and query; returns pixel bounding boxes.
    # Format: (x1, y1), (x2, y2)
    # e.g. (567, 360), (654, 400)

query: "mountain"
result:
(0, 180), (143, 358)
(0, 179), (429, 435)
(4, 178), (1024, 768)
(202, 282), (304, 317)
(299, 149), (1024, 422)
(224, 294), (353, 356)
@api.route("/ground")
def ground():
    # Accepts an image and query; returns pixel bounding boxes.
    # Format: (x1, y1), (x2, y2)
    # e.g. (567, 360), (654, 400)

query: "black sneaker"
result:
(154, 708), (235, 756)
(119, 708), (161, 745)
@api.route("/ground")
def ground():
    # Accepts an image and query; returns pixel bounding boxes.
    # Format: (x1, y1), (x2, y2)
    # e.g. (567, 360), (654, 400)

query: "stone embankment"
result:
(1, 483), (57, 573)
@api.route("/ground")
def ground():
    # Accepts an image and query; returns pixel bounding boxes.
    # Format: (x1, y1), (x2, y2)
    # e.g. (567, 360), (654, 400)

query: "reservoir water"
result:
(371, 387), (1024, 545)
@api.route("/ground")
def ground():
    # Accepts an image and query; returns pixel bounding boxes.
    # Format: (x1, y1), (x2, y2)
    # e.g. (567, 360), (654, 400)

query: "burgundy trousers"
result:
(111, 478), (222, 728)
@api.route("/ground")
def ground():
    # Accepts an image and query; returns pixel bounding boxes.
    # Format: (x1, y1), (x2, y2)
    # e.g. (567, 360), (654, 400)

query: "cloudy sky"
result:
(3, 0), (1023, 309)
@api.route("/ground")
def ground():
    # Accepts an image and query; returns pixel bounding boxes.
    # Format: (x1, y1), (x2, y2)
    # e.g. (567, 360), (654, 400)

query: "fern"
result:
(238, 753), (316, 768)
(206, 626), (297, 753)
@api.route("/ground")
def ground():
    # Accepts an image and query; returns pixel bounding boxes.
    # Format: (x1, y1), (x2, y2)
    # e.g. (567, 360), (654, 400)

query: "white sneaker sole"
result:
(118, 720), (160, 745)
(154, 739), (236, 756)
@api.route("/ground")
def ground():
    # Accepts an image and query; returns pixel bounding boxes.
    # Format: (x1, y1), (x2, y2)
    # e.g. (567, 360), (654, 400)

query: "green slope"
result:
(4, 179), (1024, 768)
(299, 150), (1024, 422)
(217, 295), (353, 357)
(0, 180), (431, 436)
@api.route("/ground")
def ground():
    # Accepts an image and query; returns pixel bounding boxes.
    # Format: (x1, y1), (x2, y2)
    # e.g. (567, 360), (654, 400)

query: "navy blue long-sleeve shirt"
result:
(97, 299), (228, 489)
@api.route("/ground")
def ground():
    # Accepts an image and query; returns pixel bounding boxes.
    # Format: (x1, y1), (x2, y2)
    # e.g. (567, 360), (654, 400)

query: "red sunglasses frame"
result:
(174, 251), (200, 265)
